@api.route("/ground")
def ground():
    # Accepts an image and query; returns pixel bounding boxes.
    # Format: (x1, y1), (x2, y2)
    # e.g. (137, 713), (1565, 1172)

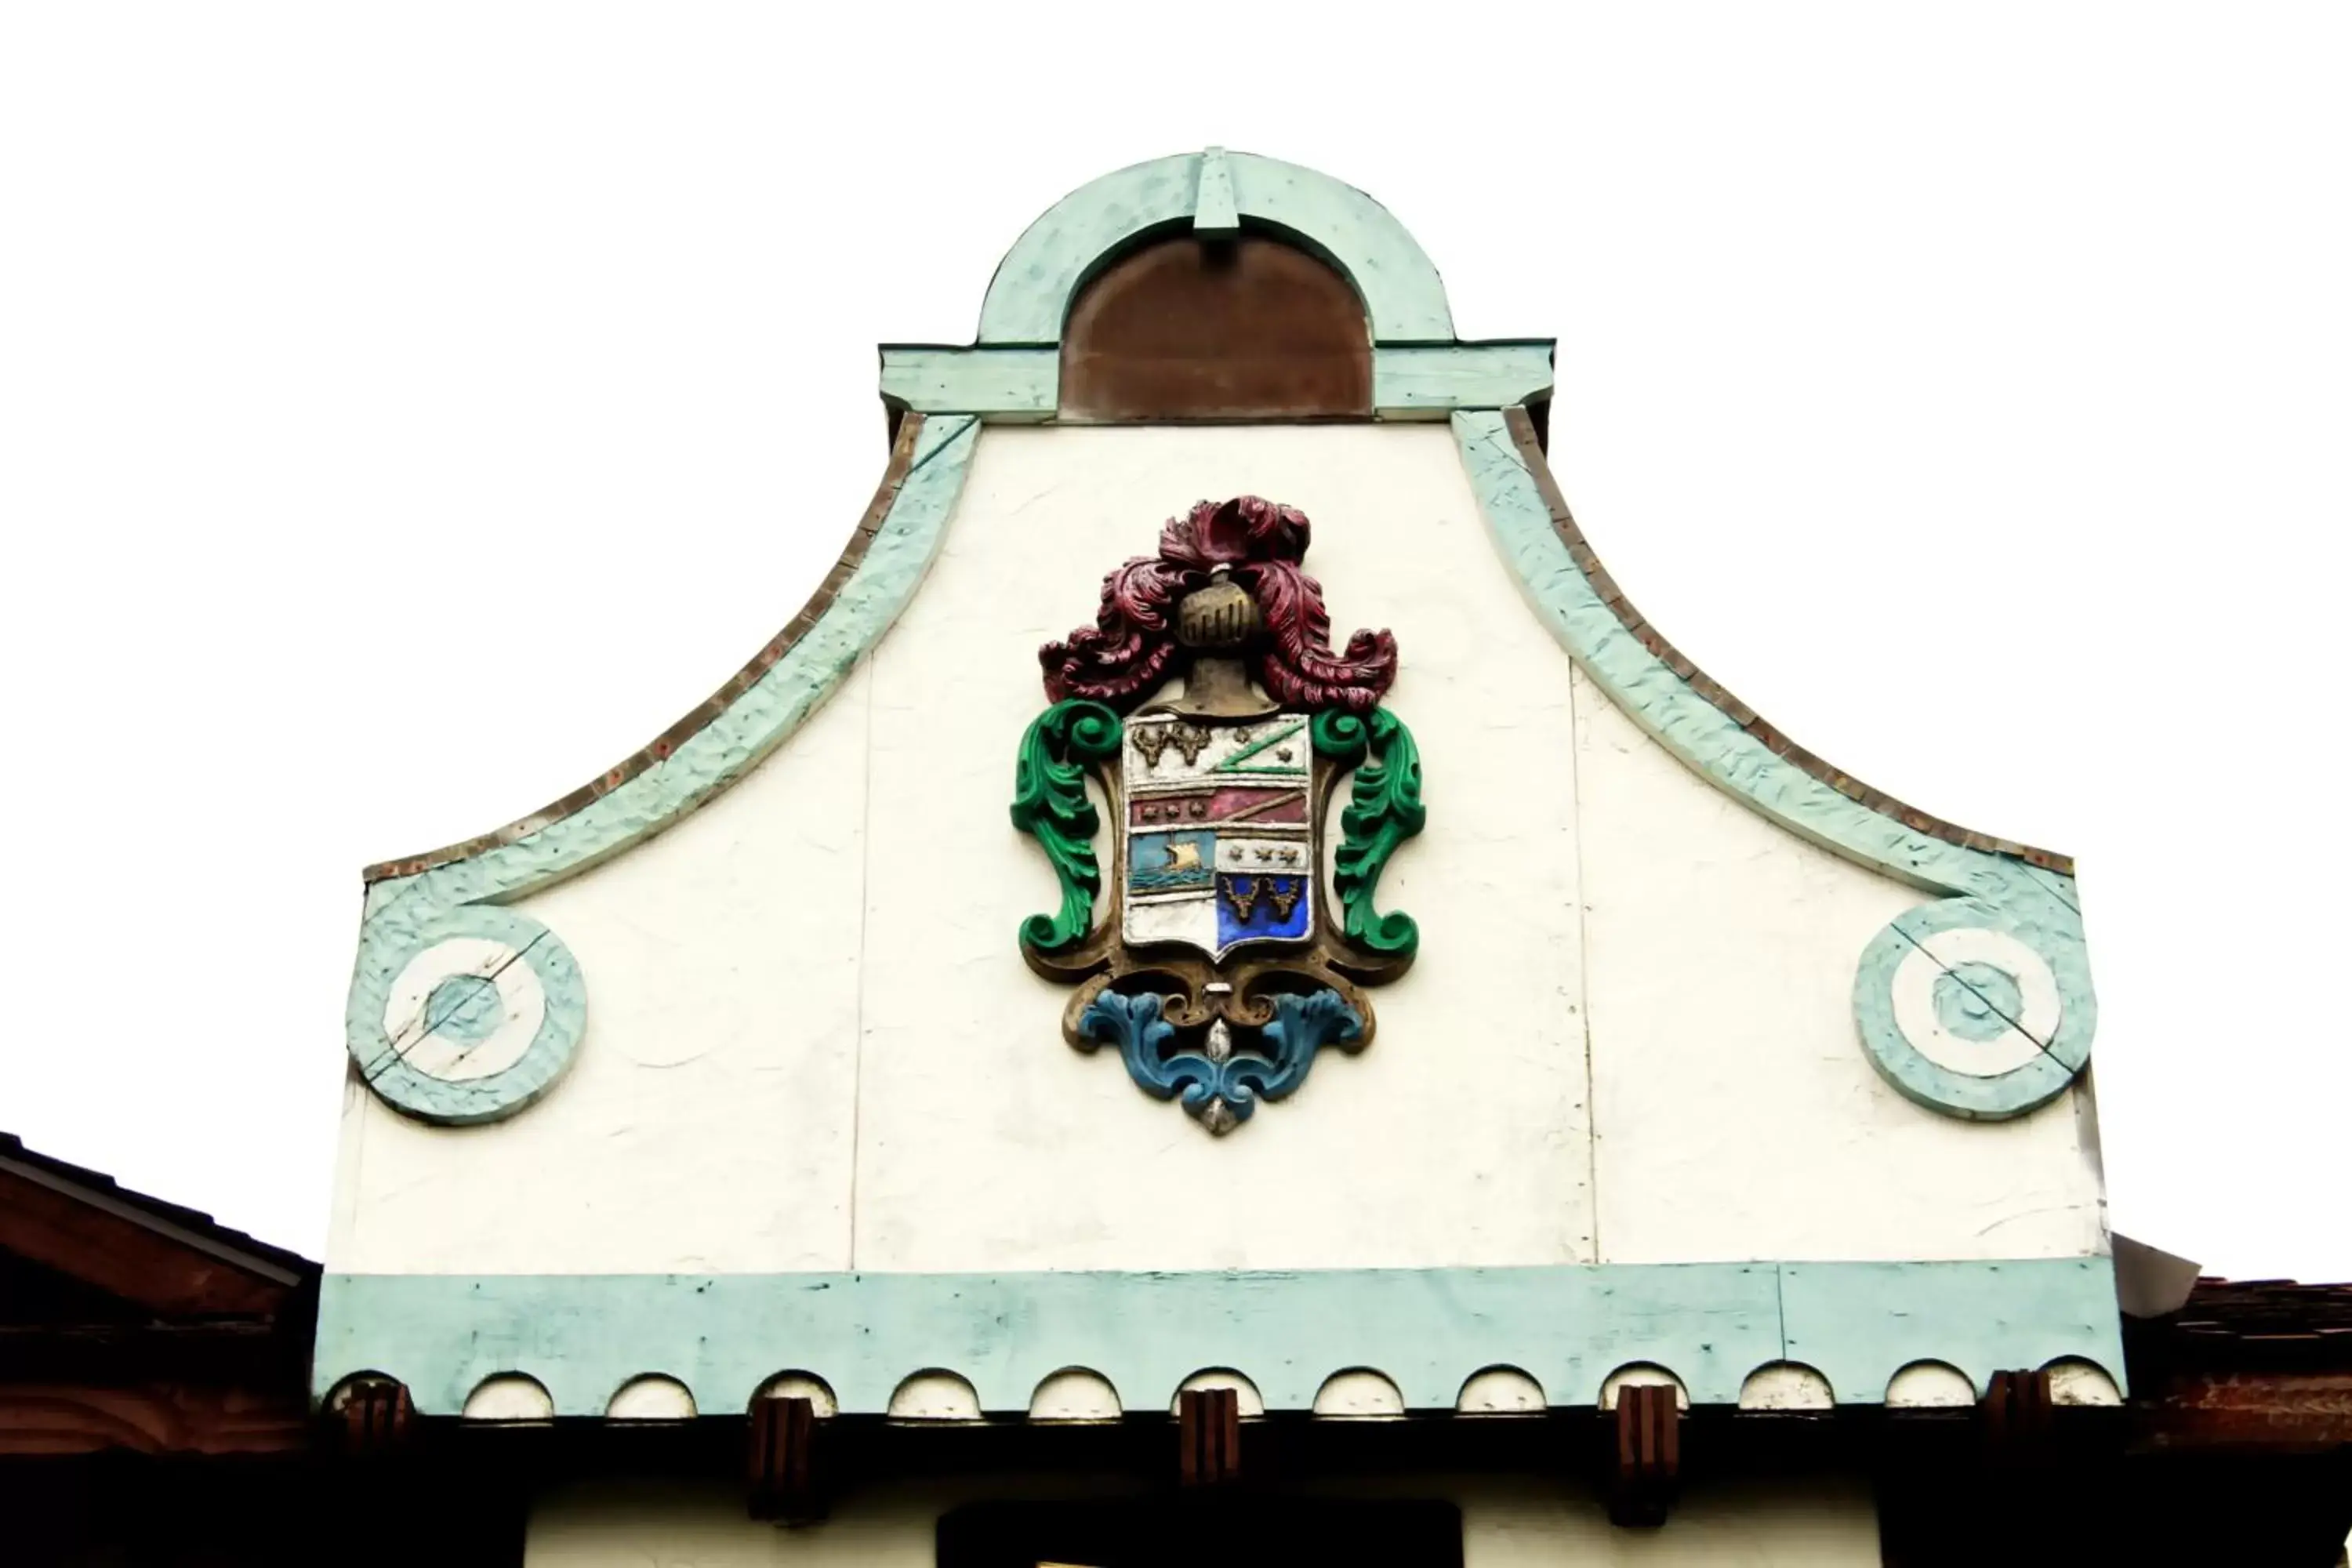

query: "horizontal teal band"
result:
(1372, 341), (1555, 416)
(314, 1258), (2122, 1417)
(880, 345), (1057, 419)
(876, 342), (1555, 420)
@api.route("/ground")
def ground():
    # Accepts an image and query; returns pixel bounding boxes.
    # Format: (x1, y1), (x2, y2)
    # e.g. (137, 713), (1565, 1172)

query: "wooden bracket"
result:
(1606, 1384), (1681, 1528)
(1178, 1386), (1241, 1487)
(332, 1376), (413, 1460)
(1980, 1368), (2056, 1468)
(747, 1395), (825, 1525)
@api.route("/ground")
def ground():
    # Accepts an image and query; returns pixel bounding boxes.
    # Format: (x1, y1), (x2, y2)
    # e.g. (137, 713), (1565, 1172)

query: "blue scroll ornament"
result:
(1076, 988), (1364, 1135)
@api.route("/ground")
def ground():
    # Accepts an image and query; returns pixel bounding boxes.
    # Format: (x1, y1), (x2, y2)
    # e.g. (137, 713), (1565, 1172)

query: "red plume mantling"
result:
(1244, 557), (1398, 714)
(1039, 495), (1397, 714)
(1039, 554), (1193, 706)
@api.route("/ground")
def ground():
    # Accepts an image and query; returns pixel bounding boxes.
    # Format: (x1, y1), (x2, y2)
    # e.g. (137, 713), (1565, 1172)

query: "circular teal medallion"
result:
(426, 973), (506, 1044)
(350, 905), (587, 1125)
(1929, 960), (2025, 1044)
(1851, 894), (2092, 1120)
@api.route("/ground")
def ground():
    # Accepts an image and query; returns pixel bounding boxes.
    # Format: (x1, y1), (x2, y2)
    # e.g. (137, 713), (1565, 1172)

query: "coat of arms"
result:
(1011, 496), (1425, 1134)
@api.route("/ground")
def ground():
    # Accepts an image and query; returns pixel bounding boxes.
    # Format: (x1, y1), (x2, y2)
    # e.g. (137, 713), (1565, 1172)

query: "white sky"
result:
(2, 5), (2347, 1278)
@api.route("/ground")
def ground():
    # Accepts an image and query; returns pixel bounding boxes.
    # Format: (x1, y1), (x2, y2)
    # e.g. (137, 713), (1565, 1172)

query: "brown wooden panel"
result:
(746, 1393), (824, 1523)
(2136, 1369), (2352, 1452)
(332, 1376), (415, 1457)
(1061, 234), (1371, 423)
(0, 1167), (291, 1317)
(0, 1381), (308, 1455)
(1606, 1384), (1681, 1527)
(1176, 1385), (1241, 1486)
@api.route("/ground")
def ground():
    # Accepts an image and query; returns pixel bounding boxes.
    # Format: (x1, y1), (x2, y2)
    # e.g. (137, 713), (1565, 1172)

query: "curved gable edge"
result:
(1454, 408), (2095, 1121)
(344, 412), (978, 1123)
(343, 408), (2096, 1126)
(342, 140), (2096, 1127)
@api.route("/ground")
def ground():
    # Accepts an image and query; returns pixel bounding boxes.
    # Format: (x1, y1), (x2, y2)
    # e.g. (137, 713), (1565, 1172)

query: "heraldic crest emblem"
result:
(1011, 495), (1425, 1134)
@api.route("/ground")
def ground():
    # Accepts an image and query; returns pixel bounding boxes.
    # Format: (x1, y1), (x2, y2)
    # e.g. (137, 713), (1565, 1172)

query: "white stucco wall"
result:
(852, 423), (1590, 1272)
(522, 1475), (1885, 1566)
(1570, 664), (2105, 1262)
(329, 420), (2101, 1279)
(328, 665), (876, 1275)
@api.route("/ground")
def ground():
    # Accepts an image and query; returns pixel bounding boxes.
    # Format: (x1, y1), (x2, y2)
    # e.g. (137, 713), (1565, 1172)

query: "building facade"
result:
(307, 151), (2347, 1564)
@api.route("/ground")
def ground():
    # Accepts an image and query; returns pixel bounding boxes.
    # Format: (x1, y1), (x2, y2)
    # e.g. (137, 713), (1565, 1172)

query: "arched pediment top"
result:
(976, 149), (1457, 346)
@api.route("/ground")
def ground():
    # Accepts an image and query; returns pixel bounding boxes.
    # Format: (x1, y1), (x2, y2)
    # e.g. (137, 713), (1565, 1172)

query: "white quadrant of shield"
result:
(1124, 889), (1220, 951)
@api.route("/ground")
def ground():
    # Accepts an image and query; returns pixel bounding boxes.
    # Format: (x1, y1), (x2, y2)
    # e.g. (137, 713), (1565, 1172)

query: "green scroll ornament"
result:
(1312, 708), (1426, 959)
(1010, 699), (1123, 951)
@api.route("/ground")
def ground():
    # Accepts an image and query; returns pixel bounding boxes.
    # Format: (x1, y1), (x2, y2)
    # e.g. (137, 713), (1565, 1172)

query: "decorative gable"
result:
(320, 151), (2118, 1425)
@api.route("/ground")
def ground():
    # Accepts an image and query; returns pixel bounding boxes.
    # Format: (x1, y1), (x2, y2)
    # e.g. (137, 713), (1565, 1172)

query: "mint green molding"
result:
(314, 1258), (2123, 1416)
(346, 414), (982, 1123)
(880, 346), (1057, 421)
(1451, 410), (2095, 1121)
(1192, 145), (1240, 235)
(883, 342), (1553, 422)
(978, 150), (1454, 346)
(1373, 343), (1555, 419)
(887, 151), (1553, 423)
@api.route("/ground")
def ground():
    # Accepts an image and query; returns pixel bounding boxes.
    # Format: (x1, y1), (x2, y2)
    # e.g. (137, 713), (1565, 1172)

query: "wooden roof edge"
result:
(0, 1132), (316, 1306)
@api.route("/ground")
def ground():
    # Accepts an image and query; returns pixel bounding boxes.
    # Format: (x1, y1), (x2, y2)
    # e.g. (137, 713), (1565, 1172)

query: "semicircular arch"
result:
(977, 149), (1454, 346)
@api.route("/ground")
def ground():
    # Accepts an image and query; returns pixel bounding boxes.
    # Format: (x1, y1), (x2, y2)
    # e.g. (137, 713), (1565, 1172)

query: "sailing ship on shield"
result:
(1011, 495), (1425, 1133)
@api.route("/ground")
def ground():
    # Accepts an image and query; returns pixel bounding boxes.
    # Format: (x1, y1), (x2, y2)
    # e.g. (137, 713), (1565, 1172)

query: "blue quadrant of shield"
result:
(1217, 872), (1311, 947)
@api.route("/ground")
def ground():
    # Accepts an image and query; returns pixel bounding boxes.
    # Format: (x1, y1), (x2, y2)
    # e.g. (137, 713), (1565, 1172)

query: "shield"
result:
(1120, 710), (1315, 960)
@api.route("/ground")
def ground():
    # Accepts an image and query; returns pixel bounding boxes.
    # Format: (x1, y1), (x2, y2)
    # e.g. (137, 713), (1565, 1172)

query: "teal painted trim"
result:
(1224, 153), (1454, 341)
(977, 150), (1454, 345)
(880, 346), (1055, 419)
(877, 343), (1549, 421)
(1780, 1259), (2121, 1401)
(1374, 342), (1555, 417)
(1454, 408), (2007, 893)
(1450, 411), (2095, 1121)
(314, 1258), (2122, 1416)
(347, 415), (982, 1123)
(1192, 146), (1239, 235)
